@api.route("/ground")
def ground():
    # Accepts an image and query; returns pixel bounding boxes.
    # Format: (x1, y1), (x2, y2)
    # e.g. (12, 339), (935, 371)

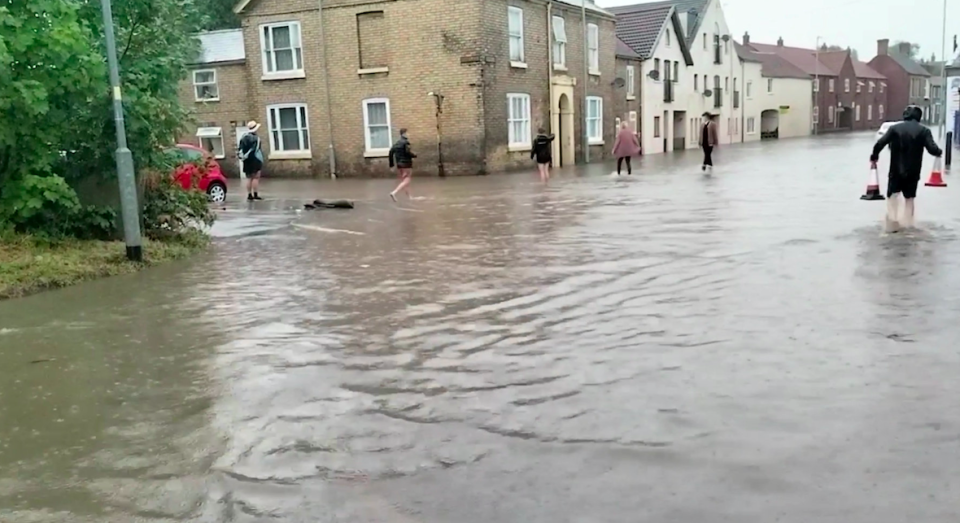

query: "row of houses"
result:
(178, 0), (943, 177)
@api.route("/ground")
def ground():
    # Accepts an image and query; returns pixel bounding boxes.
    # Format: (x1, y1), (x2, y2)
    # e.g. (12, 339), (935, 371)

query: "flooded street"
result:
(3, 133), (960, 522)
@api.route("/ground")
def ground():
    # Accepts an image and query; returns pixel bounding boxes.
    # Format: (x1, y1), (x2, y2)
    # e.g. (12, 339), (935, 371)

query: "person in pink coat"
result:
(612, 121), (641, 175)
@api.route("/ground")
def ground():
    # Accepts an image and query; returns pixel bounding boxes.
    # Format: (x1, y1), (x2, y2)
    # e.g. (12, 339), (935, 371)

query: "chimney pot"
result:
(777, 37), (783, 46)
(878, 38), (889, 56)
(743, 31), (750, 45)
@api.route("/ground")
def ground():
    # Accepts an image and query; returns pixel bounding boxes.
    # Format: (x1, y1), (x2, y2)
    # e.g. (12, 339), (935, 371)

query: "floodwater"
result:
(2, 132), (960, 522)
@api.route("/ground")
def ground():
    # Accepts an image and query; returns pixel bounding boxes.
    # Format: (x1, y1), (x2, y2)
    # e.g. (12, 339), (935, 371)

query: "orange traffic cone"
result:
(925, 157), (947, 187)
(860, 166), (885, 200)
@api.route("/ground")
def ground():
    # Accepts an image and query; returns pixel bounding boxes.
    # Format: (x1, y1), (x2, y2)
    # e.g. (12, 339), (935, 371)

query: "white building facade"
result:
(615, 0), (747, 155)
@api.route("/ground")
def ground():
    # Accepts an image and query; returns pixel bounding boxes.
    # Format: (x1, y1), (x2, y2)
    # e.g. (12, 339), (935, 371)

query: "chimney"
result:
(686, 9), (697, 39)
(777, 36), (783, 47)
(878, 38), (889, 56)
(898, 42), (912, 55)
(743, 31), (750, 45)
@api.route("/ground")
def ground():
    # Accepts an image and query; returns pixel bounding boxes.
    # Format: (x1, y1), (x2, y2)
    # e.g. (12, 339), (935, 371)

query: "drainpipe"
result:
(547, 0), (555, 161)
(318, 0), (337, 177)
(581, 0), (590, 163)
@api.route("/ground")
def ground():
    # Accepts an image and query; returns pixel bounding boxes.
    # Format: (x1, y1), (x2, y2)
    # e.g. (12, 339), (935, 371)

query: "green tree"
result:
(893, 40), (921, 59)
(199, 0), (240, 30)
(0, 0), (105, 186)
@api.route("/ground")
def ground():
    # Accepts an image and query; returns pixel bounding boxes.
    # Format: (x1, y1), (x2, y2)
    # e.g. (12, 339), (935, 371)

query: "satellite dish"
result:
(703, 89), (713, 97)
(647, 70), (660, 81)
(611, 77), (626, 88)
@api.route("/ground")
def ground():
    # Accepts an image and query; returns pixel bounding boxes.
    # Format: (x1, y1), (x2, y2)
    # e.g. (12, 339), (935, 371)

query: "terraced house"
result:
(178, 0), (619, 177)
(613, 0), (747, 155)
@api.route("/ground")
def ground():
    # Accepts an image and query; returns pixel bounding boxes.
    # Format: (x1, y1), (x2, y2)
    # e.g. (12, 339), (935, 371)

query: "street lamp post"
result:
(940, 0), (948, 140)
(99, 0), (143, 261)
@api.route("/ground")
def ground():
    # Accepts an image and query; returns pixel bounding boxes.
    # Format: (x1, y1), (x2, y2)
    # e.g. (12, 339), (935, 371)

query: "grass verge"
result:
(0, 231), (210, 300)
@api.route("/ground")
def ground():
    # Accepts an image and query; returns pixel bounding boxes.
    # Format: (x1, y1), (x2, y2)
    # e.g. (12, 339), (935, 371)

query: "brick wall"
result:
(229, 0), (617, 178)
(613, 56), (642, 133)
(177, 62), (250, 177)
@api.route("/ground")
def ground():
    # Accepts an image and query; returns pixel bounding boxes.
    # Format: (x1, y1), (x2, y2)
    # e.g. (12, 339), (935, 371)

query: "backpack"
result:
(238, 135), (261, 161)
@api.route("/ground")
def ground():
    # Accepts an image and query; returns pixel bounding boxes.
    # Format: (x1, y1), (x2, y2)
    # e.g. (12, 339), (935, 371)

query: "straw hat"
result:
(246, 120), (261, 132)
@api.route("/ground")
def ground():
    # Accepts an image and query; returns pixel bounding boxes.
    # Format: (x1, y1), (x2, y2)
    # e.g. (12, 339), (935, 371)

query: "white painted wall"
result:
(639, 0), (746, 154)
(740, 60), (763, 142)
(748, 76), (813, 140)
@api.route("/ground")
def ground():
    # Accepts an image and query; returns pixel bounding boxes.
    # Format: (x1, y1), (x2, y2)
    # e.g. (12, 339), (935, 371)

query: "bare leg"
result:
(251, 174), (260, 199)
(885, 193), (901, 232)
(902, 198), (915, 228)
(392, 177), (411, 198)
(544, 163), (550, 181)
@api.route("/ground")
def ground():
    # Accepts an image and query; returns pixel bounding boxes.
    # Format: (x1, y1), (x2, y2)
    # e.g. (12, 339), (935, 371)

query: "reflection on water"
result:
(2, 134), (960, 522)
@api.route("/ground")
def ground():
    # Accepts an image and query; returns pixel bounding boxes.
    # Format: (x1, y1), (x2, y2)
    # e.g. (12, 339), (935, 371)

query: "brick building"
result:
(178, 0), (618, 178)
(868, 39), (931, 126)
(744, 36), (887, 132)
(613, 38), (643, 137)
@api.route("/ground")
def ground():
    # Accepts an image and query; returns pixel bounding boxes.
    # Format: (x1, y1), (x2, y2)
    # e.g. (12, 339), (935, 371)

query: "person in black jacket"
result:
(870, 105), (943, 231)
(530, 128), (555, 182)
(388, 128), (417, 201)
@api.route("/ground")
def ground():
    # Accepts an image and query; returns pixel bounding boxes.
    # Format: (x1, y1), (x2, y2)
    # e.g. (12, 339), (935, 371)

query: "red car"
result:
(168, 144), (229, 203)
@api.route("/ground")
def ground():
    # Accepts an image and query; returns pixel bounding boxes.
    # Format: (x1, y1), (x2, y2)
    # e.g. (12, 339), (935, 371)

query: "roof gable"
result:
(613, 0), (709, 47)
(614, 4), (693, 64)
(616, 37), (642, 59)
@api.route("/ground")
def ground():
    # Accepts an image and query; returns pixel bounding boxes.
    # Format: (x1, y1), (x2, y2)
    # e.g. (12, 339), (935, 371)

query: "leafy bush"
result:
(140, 168), (216, 240)
(0, 174), (118, 240)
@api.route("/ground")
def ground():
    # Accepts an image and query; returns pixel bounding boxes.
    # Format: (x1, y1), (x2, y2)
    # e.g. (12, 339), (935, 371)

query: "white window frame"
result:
(193, 69), (219, 101)
(767, 78), (773, 93)
(746, 80), (752, 98)
(362, 98), (392, 157)
(828, 105), (835, 123)
(868, 81), (875, 93)
(856, 81), (862, 93)
(507, 93), (531, 150)
(586, 96), (603, 144)
(880, 82), (885, 93)
(196, 127), (225, 159)
(867, 104), (872, 120)
(628, 110), (637, 132)
(813, 78), (819, 92)
(855, 104), (860, 121)
(626, 65), (635, 99)
(508, 6), (525, 66)
(587, 23), (600, 75)
(829, 78), (835, 92)
(812, 106), (819, 124)
(879, 104), (884, 120)
(260, 21), (304, 80)
(747, 116), (756, 134)
(552, 16), (566, 69)
(844, 78), (850, 92)
(665, 28), (671, 47)
(266, 103), (311, 158)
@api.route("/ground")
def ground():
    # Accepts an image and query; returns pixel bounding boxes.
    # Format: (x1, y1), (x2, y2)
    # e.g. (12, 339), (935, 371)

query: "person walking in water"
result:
(238, 120), (265, 200)
(612, 121), (641, 175)
(870, 105), (943, 231)
(530, 128), (555, 182)
(388, 128), (417, 201)
(699, 112), (719, 173)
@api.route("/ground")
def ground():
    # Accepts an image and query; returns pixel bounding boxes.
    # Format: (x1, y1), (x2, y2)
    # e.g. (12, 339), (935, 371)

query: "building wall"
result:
(639, 16), (693, 155)
(198, 0), (620, 178)
(834, 55), (860, 129)
(178, 62), (249, 177)
(812, 75), (839, 131)
(852, 77), (888, 130)
(739, 59), (762, 142)
(613, 56), (642, 135)
(868, 56), (910, 121)
(677, 0), (744, 150)
(764, 77), (813, 138)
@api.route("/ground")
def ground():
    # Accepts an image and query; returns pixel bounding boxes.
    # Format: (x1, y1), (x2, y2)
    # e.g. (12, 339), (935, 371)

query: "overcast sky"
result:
(598, 0), (960, 63)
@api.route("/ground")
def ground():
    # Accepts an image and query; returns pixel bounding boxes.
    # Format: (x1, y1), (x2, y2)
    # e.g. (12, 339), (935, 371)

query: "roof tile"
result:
(613, 4), (673, 59)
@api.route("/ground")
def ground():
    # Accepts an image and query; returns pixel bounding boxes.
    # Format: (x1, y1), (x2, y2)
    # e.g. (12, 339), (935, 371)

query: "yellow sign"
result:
(779, 105), (790, 114)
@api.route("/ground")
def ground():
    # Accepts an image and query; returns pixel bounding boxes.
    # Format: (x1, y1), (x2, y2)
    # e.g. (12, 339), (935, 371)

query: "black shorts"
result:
(888, 175), (919, 198)
(243, 158), (263, 176)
